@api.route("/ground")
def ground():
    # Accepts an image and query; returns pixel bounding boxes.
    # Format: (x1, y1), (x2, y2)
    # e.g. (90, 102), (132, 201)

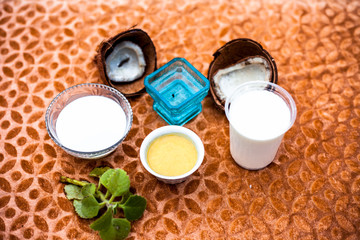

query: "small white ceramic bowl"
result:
(140, 125), (204, 184)
(45, 83), (133, 159)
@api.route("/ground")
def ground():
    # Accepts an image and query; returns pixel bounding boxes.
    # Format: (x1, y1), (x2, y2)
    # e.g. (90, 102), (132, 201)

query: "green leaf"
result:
(100, 169), (130, 197)
(89, 167), (111, 178)
(61, 168), (146, 240)
(81, 183), (96, 197)
(73, 200), (85, 218)
(64, 184), (84, 200)
(73, 195), (101, 219)
(120, 195), (147, 221)
(90, 207), (113, 231)
(99, 218), (131, 240)
(117, 191), (133, 205)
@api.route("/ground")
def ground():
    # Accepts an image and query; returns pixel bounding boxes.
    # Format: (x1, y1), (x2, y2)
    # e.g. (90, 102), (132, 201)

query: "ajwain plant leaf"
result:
(120, 195), (147, 221)
(89, 167), (111, 178)
(74, 195), (101, 219)
(90, 207), (113, 231)
(100, 169), (130, 197)
(119, 191), (132, 204)
(61, 168), (146, 240)
(99, 218), (131, 240)
(73, 200), (86, 218)
(64, 184), (83, 200)
(81, 183), (96, 197)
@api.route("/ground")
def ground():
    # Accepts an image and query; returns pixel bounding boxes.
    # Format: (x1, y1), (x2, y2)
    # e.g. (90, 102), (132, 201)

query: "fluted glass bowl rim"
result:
(45, 83), (133, 159)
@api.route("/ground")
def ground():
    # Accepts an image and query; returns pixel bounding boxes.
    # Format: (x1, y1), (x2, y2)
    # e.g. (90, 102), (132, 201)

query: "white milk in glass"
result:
(225, 82), (296, 170)
(56, 95), (127, 152)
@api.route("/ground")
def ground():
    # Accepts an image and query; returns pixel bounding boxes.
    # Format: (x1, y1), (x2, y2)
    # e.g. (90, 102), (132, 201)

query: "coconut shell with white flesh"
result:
(105, 41), (146, 83)
(95, 29), (157, 97)
(208, 38), (278, 110)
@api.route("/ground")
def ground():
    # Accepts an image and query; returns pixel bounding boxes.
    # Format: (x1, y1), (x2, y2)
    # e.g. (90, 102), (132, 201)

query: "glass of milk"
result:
(225, 81), (296, 170)
(45, 83), (133, 159)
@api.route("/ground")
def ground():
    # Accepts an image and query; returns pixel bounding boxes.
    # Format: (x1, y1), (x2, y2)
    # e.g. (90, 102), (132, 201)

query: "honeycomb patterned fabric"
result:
(1, 0), (360, 239)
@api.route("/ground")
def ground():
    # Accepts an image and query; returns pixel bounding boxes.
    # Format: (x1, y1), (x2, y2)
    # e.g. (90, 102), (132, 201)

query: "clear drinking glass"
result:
(225, 81), (297, 170)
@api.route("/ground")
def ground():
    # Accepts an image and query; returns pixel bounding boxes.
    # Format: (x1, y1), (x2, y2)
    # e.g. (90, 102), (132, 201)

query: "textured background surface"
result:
(1, 0), (360, 239)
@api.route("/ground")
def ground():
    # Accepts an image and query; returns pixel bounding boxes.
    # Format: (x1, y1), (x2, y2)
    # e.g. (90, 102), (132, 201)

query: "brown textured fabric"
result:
(0, 0), (360, 240)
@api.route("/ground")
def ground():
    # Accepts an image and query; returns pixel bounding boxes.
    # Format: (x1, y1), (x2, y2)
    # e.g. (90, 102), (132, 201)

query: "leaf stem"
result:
(60, 176), (87, 187)
(96, 182), (102, 192)
(108, 194), (116, 204)
(104, 191), (110, 200)
(96, 191), (108, 203)
(99, 201), (107, 208)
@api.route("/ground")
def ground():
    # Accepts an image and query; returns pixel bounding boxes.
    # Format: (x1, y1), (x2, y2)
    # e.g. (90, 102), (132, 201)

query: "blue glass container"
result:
(144, 58), (210, 125)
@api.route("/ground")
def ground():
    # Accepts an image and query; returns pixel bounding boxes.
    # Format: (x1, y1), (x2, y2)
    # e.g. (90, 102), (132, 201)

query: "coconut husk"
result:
(208, 38), (278, 110)
(95, 28), (157, 97)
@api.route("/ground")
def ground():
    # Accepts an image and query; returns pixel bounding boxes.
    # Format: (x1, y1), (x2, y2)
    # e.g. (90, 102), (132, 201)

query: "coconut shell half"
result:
(95, 28), (157, 97)
(208, 38), (278, 110)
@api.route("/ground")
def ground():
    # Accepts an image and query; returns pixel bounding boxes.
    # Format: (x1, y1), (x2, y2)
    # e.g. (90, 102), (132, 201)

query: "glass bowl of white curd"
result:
(45, 83), (133, 159)
(140, 125), (204, 184)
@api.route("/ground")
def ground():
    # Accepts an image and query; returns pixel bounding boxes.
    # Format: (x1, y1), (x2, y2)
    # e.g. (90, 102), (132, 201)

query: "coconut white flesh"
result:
(106, 41), (146, 82)
(213, 57), (271, 102)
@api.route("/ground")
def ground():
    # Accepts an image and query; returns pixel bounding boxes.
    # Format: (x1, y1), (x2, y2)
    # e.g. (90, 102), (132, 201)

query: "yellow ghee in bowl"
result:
(147, 134), (197, 176)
